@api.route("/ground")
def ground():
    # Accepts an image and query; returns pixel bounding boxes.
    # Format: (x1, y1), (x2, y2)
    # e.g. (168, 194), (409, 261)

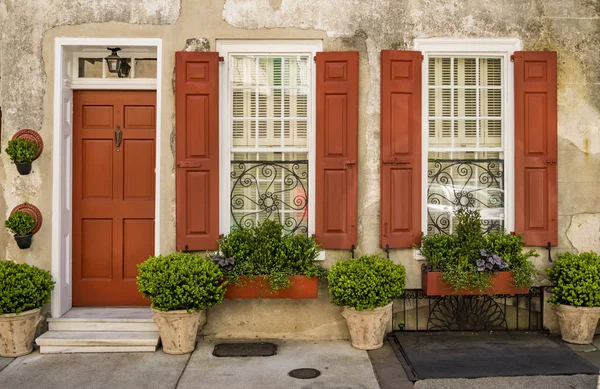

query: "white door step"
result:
(39, 345), (158, 354)
(36, 331), (160, 354)
(47, 307), (158, 332)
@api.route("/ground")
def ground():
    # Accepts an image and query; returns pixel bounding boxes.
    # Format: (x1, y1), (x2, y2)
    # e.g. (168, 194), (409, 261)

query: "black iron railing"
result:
(427, 158), (505, 235)
(230, 160), (308, 236)
(393, 288), (546, 332)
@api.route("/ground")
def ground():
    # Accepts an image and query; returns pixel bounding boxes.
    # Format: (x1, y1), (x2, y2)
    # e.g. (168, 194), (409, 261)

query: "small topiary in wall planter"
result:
(5, 137), (40, 175)
(5, 211), (36, 249)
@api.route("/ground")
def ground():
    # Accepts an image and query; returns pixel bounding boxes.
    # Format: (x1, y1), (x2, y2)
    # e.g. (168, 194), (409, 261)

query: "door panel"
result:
(73, 90), (155, 306)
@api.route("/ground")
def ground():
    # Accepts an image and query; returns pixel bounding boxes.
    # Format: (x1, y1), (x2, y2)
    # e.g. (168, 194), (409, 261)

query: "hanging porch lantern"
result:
(105, 47), (122, 74)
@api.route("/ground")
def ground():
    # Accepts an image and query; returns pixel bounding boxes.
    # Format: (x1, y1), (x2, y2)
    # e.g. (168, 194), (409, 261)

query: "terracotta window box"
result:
(224, 275), (319, 299)
(422, 271), (530, 296)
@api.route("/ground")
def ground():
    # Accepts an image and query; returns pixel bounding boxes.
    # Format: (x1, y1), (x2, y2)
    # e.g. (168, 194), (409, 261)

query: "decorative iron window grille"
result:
(427, 158), (504, 235)
(230, 160), (308, 236)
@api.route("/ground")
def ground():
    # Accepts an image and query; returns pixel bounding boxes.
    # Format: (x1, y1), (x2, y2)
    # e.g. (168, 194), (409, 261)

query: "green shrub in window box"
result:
(418, 208), (538, 295)
(215, 220), (325, 297)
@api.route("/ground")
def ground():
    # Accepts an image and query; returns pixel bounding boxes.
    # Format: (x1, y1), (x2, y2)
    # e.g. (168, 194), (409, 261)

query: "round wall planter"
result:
(152, 309), (206, 354)
(0, 308), (42, 357)
(341, 302), (392, 350)
(556, 304), (600, 344)
(9, 203), (42, 250)
(11, 129), (43, 176)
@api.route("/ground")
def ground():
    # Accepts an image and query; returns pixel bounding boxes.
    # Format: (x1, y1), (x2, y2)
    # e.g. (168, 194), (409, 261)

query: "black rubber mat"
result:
(388, 332), (599, 381)
(213, 342), (277, 357)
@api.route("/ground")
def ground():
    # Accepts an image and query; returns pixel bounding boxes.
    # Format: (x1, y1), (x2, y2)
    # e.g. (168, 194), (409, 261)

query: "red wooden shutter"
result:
(175, 52), (220, 251)
(380, 50), (422, 248)
(514, 51), (558, 246)
(315, 52), (359, 249)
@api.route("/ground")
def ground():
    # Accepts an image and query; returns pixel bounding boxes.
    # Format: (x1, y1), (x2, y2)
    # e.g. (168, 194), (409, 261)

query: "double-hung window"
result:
(218, 41), (321, 236)
(417, 40), (520, 236)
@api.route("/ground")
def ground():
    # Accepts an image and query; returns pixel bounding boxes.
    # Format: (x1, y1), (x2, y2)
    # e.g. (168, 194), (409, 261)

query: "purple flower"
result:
(480, 249), (488, 257)
(485, 262), (494, 270)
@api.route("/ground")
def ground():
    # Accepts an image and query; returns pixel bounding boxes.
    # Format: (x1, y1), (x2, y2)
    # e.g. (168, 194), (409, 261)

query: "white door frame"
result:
(51, 38), (163, 317)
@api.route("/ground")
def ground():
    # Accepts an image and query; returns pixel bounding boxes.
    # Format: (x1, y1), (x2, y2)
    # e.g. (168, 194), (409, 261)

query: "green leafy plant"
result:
(546, 251), (600, 307)
(328, 254), (406, 310)
(5, 211), (36, 236)
(0, 260), (55, 314)
(419, 208), (538, 292)
(5, 139), (38, 163)
(216, 220), (325, 291)
(137, 252), (225, 311)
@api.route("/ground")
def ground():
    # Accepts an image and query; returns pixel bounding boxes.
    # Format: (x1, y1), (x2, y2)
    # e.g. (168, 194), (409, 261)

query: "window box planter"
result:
(224, 275), (318, 299)
(422, 271), (529, 296)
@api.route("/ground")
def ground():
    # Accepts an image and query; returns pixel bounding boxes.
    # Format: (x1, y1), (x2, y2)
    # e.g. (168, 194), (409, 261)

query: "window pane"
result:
(453, 58), (477, 86)
(230, 152), (308, 235)
(427, 151), (504, 236)
(480, 89), (502, 117)
(428, 119), (452, 147)
(480, 58), (502, 86)
(428, 57), (451, 86)
(78, 58), (103, 78)
(233, 89), (257, 118)
(453, 88), (477, 117)
(480, 119), (502, 147)
(134, 58), (157, 78)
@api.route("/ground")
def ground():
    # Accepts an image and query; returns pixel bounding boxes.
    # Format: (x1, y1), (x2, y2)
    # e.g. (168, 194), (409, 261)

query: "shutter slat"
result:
(175, 52), (220, 251)
(315, 51), (359, 249)
(380, 50), (422, 248)
(514, 51), (558, 246)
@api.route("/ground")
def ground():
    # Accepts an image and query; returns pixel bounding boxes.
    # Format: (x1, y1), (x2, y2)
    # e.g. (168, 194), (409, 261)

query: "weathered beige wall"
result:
(1, 0), (599, 338)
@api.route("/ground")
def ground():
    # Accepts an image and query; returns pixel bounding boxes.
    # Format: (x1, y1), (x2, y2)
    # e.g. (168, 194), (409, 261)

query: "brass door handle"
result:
(114, 125), (123, 151)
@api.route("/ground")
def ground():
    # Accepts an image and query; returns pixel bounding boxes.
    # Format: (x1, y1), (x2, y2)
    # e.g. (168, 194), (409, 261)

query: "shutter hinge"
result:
(510, 54), (515, 62)
(421, 54), (424, 62)
(219, 56), (224, 62)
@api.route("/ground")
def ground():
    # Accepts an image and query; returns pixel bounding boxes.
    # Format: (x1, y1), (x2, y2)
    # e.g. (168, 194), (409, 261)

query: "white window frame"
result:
(414, 38), (521, 236)
(70, 48), (157, 89)
(216, 40), (322, 236)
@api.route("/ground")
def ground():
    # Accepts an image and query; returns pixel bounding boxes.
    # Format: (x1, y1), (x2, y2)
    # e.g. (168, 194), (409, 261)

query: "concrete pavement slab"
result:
(177, 340), (381, 389)
(368, 342), (413, 389)
(0, 357), (14, 372)
(414, 375), (599, 389)
(0, 350), (189, 389)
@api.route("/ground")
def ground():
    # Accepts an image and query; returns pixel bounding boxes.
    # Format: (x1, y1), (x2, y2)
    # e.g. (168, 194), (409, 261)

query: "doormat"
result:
(213, 342), (277, 357)
(388, 332), (598, 381)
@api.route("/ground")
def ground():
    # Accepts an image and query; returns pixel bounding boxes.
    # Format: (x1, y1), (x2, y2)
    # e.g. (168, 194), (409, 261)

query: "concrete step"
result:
(36, 331), (160, 354)
(47, 307), (157, 332)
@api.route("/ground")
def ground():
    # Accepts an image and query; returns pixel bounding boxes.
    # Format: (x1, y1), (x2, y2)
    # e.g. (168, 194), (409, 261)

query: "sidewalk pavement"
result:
(0, 340), (381, 389)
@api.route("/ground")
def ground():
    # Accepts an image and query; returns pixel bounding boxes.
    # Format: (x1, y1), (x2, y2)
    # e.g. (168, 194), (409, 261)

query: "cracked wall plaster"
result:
(567, 214), (600, 254)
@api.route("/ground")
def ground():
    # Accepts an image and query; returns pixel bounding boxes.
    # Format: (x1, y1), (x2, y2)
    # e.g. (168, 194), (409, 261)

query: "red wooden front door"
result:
(73, 90), (156, 306)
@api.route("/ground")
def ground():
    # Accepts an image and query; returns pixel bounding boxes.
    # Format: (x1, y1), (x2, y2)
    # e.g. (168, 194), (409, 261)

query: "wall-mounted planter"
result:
(9, 203), (42, 250)
(422, 271), (529, 296)
(10, 129), (43, 176)
(224, 275), (319, 299)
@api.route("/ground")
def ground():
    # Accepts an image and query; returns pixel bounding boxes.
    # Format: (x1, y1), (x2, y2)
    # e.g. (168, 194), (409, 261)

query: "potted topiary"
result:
(5, 138), (39, 175)
(5, 211), (36, 249)
(328, 254), (406, 350)
(137, 252), (226, 354)
(0, 260), (54, 357)
(546, 251), (600, 344)
(419, 208), (538, 295)
(216, 220), (325, 299)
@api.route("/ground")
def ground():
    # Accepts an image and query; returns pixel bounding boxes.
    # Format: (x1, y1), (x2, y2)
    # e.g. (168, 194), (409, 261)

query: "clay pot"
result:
(556, 304), (600, 344)
(152, 309), (206, 354)
(0, 308), (42, 357)
(341, 302), (392, 350)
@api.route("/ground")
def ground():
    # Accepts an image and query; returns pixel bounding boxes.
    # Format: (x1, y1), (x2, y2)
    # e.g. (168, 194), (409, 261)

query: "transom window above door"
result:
(225, 52), (315, 236)
(426, 55), (508, 236)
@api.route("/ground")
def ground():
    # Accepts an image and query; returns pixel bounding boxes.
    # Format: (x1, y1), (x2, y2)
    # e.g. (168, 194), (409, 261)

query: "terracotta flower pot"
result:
(152, 308), (206, 354)
(555, 304), (600, 344)
(0, 308), (42, 357)
(341, 302), (392, 350)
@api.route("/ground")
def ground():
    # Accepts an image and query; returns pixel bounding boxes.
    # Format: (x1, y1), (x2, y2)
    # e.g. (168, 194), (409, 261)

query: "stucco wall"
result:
(1, 0), (599, 338)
